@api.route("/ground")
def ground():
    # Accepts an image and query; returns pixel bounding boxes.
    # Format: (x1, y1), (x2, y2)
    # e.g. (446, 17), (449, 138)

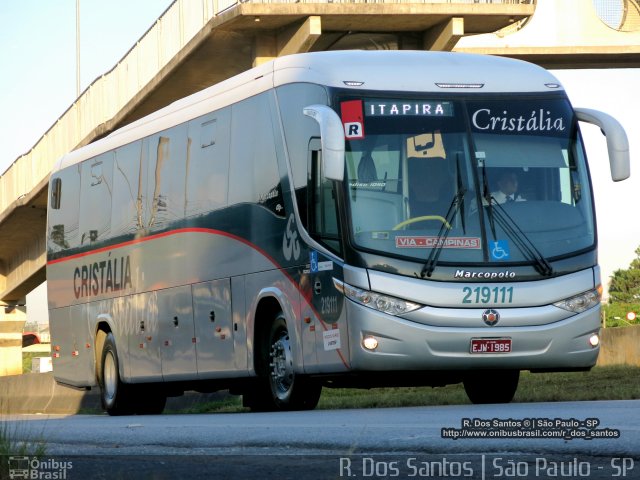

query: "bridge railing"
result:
(0, 0), (532, 214)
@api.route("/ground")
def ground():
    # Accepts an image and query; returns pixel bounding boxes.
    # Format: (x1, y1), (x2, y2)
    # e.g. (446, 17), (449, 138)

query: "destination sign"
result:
(365, 100), (454, 117)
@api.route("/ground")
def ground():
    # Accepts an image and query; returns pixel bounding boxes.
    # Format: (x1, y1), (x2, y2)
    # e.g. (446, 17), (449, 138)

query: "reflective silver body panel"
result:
(347, 299), (600, 371)
(345, 267), (599, 371)
(369, 268), (596, 310)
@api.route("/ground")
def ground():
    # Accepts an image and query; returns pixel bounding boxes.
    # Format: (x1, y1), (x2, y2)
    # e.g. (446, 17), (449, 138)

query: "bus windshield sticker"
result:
(341, 100), (365, 139)
(395, 236), (481, 249)
(490, 240), (511, 261)
(365, 100), (454, 117)
(371, 232), (389, 240)
(349, 180), (386, 189)
(407, 132), (446, 159)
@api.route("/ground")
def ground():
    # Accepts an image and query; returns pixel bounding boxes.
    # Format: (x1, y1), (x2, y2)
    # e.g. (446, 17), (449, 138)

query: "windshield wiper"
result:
(421, 188), (467, 278)
(480, 157), (497, 238)
(479, 158), (552, 277)
(455, 152), (466, 235)
(489, 202), (554, 277)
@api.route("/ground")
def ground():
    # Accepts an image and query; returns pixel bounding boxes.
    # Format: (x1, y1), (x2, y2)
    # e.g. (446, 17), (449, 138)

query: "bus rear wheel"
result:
(99, 332), (135, 415)
(463, 369), (519, 404)
(245, 313), (321, 411)
(99, 332), (167, 415)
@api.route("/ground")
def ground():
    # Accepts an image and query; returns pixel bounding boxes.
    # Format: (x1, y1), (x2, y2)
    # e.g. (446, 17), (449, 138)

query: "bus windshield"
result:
(340, 96), (595, 267)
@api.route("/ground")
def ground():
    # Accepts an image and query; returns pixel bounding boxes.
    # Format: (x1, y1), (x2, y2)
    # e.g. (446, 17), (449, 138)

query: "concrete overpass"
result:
(1, 0), (639, 375)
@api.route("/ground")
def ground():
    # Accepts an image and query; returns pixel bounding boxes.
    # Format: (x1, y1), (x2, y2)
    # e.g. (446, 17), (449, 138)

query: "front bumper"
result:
(347, 300), (600, 371)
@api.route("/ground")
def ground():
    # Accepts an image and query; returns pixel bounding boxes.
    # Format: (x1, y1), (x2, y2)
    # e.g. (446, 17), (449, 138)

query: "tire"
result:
(463, 370), (520, 404)
(244, 313), (321, 411)
(99, 332), (135, 415)
(99, 332), (167, 415)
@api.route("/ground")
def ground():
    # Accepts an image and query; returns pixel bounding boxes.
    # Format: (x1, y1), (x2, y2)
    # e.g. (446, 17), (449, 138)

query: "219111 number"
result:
(462, 286), (514, 304)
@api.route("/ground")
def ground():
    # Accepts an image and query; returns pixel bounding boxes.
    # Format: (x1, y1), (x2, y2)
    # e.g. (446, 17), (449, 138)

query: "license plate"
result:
(470, 338), (512, 354)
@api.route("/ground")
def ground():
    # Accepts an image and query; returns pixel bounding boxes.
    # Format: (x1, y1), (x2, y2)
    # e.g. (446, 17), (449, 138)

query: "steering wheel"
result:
(392, 216), (451, 231)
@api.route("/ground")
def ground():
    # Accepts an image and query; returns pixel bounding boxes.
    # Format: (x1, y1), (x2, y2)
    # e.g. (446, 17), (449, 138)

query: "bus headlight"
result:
(333, 279), (422, 316)
(553, 286), (602, 313)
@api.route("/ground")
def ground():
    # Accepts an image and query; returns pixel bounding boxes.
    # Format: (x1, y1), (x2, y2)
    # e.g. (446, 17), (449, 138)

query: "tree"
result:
(608, 246), (640, 304)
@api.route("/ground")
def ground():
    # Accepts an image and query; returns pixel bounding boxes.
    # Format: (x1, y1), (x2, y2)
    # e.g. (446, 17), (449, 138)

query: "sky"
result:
(0, 0), (174, 323)
(0, 1), (639, 324)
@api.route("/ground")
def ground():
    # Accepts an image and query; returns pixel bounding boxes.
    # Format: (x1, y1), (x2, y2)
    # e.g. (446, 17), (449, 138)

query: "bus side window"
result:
(144, 124), (189, 230)
(79, 152), (114, 245)
(296, 185), (308, 230)
(112, 141), (144, 235)
(309, 147), (341, 255)
(51, 177), (62, 209)
(200, 118), (216, 148)
(48, 165), (81, 252)
(186, 108), (231, 218)
(229, 93), (284, 217)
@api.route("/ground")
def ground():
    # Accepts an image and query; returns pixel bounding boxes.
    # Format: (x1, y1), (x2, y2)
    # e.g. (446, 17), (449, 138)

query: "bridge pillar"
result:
(0, 303), (26, 376)
(253, 16), (322, 67)
(253, 33), (277, 67)
(278, 16), (322, 57)
(424, 17), (465, 51)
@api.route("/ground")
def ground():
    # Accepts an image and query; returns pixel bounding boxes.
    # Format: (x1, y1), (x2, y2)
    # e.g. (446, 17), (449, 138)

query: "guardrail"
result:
(0, 0), (533, 215)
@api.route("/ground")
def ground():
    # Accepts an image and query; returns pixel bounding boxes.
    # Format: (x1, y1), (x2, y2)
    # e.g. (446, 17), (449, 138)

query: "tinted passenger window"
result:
(186, 107), (231, 217)
(48, 166), (81, 253)
(112, 141), (144, 237)
(228, 93), (284, 217)
(310, 148), (341, 254)
(145, 125), (188, 231)
(79, 152), (113, 245)
(50, 178), (62, 210)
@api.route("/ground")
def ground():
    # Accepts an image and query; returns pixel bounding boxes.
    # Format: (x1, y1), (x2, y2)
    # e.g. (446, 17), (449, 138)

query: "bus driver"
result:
(491, 169), (525, 204)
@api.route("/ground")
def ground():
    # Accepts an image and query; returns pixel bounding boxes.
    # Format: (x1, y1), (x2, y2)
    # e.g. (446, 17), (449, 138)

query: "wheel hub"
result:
(103, 351), (117, 401)
(269, 332), (294, 399)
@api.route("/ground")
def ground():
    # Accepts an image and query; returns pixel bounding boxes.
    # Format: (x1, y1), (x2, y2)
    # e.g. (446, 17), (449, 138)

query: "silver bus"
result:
(46, 51), (630, 414)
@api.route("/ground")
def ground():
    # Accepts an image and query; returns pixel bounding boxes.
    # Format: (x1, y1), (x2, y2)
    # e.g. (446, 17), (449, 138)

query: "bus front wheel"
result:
(245, 313), (321, 411)
(463, 370), (519, 404)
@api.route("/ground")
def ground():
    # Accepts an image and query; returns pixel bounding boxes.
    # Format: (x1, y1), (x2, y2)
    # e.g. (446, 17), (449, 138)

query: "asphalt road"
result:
(2, 400), (638, 479)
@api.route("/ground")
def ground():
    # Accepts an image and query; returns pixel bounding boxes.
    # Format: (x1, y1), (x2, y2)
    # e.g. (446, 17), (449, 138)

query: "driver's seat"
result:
(408, 158), (453, 219)
(357, 152), (378, 183)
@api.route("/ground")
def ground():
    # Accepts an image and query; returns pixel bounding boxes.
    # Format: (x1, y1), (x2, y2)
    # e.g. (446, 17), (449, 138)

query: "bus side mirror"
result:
(303, 105), (345, 181)
(575, 108), (630, 182)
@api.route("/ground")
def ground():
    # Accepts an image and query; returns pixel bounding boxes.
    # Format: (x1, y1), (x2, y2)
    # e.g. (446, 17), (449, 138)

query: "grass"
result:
(177, 366), (640, 414)
(21, 353), (40, 374)
(515, 366), (640, 402)
(602, 303), (640, 328)
(0, 402), (47, 480)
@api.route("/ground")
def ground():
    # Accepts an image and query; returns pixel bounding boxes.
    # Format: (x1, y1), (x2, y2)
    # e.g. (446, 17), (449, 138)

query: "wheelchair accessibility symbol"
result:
(491, 240), (510, 261)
